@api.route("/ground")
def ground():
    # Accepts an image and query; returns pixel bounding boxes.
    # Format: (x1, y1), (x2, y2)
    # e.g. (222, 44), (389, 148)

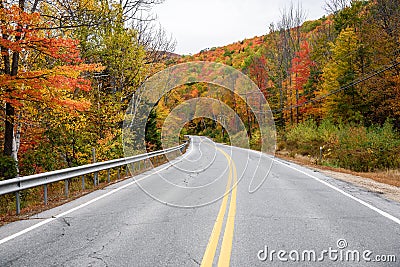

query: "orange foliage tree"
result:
(290, 40), (315, 122)
(0, 1), (101, 175)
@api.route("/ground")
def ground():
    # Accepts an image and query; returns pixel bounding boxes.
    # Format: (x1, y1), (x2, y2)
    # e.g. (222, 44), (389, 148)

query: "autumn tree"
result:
(0, 1), (101, 177)
(0, 0), (174, 175)
(70, 0), (175, 159)
(264, 3), (305, 126)
(324, 0), (351, 14)
(290, 40), (315, 122)
(319, 27), (363, 122)
(355, 0), (400, 128)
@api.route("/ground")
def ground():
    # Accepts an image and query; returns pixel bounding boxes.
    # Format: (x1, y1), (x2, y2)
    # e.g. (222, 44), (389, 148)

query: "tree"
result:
(265, 2), (306, 126)
(324, 0), (351, 14)
(357, 0), (400, 128)
(332, 0), (366, 34)
(319, 27), (361, 122)
(290, 40), (315, 122)
(0, 2), (100, 176)
(72, 2), (173, 160)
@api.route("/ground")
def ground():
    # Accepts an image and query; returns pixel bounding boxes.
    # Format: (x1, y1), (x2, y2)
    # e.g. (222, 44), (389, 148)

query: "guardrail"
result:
(0, 142), (188, 215)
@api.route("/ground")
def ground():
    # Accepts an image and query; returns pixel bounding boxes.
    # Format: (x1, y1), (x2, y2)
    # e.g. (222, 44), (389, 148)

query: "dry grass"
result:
(276, 151), (400, 187)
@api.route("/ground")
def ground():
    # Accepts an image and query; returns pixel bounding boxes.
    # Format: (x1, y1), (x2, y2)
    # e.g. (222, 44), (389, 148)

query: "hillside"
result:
(0, 0), (398, 183)
(174, 2), (399, 130)
(161, 0), (400, 173)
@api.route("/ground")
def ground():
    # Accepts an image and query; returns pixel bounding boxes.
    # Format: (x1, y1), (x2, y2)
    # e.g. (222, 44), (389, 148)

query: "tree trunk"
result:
(2, 0), (24, 172)
(4, 51), (20, 158)
(4, 103), (15, 156)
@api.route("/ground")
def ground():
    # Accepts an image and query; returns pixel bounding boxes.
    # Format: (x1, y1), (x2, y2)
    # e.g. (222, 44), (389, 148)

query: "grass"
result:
(282, 119), (400, 172)
(276, 151), (400, 188)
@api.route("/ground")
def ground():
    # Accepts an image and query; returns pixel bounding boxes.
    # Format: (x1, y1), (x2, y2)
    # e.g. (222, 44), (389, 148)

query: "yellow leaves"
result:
(59, 99), (91, 112)
(317, 27), (361, 117)
(331, 27), (358, 68)
(155, 101), (171, 127)
(46, 105), (88, 131)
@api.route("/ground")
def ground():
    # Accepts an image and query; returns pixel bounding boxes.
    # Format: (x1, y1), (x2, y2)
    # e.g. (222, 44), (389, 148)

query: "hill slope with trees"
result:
(161, 0), (399, 172)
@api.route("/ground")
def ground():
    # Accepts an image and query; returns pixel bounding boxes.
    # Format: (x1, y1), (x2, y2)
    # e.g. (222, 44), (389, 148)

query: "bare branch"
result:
(324, 0), (351, 14)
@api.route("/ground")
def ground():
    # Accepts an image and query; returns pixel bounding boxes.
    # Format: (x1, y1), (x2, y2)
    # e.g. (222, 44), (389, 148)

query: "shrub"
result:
(286, 120), (322, 156)
(284, 119), (400, 172)
(0, 155), (18, 180)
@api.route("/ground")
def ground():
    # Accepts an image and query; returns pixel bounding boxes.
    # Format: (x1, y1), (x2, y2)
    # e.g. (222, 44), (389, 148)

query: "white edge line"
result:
(272, 158), (400, 226)
(223, 145), (400, 226)
(0, 158), (185, 246)
(3, 143), (398, 245)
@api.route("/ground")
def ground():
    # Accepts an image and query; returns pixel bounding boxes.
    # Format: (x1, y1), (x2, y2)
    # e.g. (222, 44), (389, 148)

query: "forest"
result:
(0, 0), (177, 181)
(1, 0), (399, 184)
(168, 0), (400, 172)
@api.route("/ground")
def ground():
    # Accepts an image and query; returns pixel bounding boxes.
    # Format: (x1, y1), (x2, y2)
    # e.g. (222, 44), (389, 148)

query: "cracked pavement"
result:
(0, 136), (399, 266)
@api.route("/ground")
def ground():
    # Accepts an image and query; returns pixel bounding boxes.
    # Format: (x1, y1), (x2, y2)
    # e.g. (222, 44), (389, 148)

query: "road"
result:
(0, 136), (399, 266)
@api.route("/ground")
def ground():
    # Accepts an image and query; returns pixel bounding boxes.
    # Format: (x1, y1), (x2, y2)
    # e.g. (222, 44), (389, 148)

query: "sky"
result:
(151, 0), (328, 55)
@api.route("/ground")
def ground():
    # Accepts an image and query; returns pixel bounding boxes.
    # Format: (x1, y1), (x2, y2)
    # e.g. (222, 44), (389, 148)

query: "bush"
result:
(286, 120), (322, 156)
(332, 121), (400, 171)
(0, 155), (18, 180)
(249, 129), (261, 150)
(284, 119), (400, 172)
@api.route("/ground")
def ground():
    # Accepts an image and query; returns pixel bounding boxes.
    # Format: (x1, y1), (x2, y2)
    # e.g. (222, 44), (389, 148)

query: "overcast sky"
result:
(151, 0), (328, 55)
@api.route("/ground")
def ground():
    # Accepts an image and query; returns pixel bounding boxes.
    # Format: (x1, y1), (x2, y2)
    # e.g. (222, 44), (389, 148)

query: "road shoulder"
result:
(276, 153), (400, 203)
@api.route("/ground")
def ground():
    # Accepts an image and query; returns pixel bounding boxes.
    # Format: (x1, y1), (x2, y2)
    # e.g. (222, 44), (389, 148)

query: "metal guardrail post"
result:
(0, 142), (188, 214)
(81, 175), (85, 190)
(65, 179), (69, 197)
(93, 148), (98, 186)
(44, 184), (48, 205)
(16, 191), (20, 215)
(107, 169), (110, 183)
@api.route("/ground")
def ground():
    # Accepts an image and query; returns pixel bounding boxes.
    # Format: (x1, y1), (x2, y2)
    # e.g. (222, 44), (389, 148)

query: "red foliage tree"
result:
(290, 40), (315, 122)
(0, 2), (101, 169)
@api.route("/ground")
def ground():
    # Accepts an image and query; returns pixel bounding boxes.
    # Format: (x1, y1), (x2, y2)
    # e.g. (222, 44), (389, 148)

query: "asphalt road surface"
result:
(0, 136), (399, 266)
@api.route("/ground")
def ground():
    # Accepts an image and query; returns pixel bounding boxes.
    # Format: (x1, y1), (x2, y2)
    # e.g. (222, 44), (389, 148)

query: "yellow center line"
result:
(201, 146), (238, 267)
(217, 149), (237, 267)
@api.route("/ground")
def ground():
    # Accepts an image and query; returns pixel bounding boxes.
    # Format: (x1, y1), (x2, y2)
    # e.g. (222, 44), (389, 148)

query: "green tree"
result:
(319, 27), (362, 122)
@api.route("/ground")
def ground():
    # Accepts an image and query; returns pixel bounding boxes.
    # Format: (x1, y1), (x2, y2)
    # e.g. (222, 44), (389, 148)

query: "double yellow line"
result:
(201, 147), (238, 267)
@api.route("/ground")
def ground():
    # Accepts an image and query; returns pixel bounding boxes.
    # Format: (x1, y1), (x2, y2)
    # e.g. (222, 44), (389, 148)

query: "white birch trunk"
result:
(11, 116), (21, 175)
